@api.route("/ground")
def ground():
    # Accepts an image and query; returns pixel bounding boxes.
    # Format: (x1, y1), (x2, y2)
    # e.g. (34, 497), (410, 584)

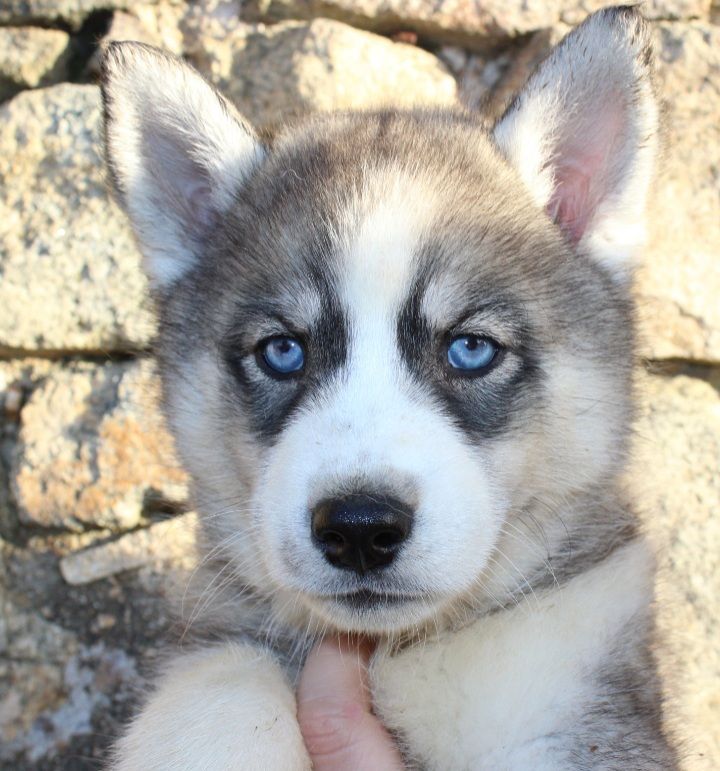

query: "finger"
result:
(297, 636), (404, 770)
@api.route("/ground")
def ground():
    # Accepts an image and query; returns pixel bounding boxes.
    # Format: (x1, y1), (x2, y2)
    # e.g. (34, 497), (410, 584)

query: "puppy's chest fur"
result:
(369, 540), (659, 770)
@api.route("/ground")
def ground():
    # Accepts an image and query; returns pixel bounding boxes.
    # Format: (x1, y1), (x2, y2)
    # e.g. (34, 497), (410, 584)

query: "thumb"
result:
(297, 636), (404, 770)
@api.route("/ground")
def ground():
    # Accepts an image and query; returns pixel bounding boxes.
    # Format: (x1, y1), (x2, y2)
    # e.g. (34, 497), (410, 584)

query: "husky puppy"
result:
(101, 6), (678, 769)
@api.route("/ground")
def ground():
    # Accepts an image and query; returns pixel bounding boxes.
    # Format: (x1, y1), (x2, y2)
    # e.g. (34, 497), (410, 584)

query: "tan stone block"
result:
(0, 85), (154, 354)
(12, 360), (188, 531)
(185, 18), (457, 129)
(243, 0), (710, 49)
(0, 27), (71, 102)
(634, 373), (720, 767)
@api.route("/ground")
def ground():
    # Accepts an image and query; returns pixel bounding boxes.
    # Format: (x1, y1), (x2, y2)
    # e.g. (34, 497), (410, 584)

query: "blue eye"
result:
(447, 335), (499, 372)
(260, 336), (305, 376)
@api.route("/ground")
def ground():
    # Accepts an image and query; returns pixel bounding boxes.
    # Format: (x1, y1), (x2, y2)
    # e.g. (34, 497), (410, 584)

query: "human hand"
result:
(297, 635), (404, 770)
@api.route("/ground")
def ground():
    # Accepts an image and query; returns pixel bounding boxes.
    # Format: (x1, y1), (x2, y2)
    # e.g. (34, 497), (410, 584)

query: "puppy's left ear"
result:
(493, 6), (658, 277)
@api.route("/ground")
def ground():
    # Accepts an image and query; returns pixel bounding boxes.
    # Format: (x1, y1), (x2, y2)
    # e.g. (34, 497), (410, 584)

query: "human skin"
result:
(297, 636), (404, 770)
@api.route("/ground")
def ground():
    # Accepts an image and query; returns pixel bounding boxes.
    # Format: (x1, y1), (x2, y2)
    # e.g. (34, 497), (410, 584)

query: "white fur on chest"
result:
(369, 540), (653, 770)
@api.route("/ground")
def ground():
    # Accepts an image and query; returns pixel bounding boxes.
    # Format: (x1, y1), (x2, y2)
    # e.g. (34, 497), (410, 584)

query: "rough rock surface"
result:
(0, 525), (193, 768)
(637, 22), (720, 361)
(0, 27), (71, 103)
(243, 0), (711, 48)
(186, 17), (457, 128)
(0, 359), (56, 541)
(0, 84), (155, 354)
(60, 512), (198, 585)
(0, 0), (138, 30)
(129, 2), (186, 54)
(1, 0), (709, 37)
(635, 372), (720, 768)
(12, 359), (188, 531)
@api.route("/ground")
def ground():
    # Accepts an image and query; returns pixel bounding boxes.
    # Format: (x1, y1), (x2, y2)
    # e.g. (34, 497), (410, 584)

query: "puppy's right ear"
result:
(101, 42), (264, 288)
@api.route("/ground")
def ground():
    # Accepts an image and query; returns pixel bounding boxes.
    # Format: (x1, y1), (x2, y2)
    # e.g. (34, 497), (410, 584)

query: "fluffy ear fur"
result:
(101, 42), (264, 288)
(493, 6), (658, 277)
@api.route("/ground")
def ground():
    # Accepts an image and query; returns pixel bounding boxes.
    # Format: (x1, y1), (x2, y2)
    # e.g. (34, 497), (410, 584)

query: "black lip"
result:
(332, 590), (422, 609)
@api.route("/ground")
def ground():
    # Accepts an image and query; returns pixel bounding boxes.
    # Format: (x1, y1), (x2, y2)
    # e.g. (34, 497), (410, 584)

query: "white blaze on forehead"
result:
(341, 167), (437, 322)
(318, 167), (440, 483)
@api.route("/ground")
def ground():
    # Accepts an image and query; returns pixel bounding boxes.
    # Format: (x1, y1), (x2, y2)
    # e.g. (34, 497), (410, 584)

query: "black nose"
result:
(311, 494), (413, 574)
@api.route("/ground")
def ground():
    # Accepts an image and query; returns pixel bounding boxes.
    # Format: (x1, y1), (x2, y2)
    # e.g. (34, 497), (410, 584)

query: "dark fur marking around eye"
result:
(397, 262), (544, 441)
(222, 240), (349, 443)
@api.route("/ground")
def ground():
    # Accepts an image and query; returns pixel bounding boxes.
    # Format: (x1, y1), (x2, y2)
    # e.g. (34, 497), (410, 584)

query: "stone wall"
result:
(0, 1), (718, 768)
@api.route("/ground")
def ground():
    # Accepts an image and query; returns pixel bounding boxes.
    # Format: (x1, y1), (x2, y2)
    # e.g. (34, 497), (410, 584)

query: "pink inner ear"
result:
(545, 98), (626, 244)
(548, 158), (598, 243)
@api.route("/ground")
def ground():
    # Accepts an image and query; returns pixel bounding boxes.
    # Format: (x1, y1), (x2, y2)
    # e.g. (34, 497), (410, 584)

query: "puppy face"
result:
(102, 8), (657, 634)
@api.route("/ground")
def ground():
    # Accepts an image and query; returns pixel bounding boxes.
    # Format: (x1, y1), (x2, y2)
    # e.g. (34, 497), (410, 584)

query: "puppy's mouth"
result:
(310, 588), (432, 612)
(335, 589), (424, 609)
(303, 587), (445, 633)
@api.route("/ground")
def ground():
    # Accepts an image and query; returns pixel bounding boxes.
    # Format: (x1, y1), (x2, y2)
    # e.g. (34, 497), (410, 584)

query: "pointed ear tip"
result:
(588, 4), (652, 48)
(100, 39), (140, 68)
(589, 4), (646, 27)
(100, 40), (139, 86)
(99, 40), (173, 85)
(600, 4), (645, 21)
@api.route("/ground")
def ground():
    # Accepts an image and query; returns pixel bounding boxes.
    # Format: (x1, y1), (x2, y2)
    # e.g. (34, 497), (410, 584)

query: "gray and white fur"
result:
(101, 6), (678, 769)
